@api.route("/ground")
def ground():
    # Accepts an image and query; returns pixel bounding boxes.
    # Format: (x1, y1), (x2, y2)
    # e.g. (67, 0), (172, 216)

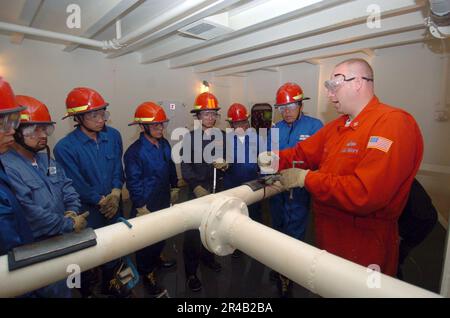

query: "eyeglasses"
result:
(324, 73), (373, 93)
(83, 109), (110, 122)
(0, 112), (21, 133)
(277, 103), (300, 113)
(22, 124), (55, 138)
(199, 111), (220, 119)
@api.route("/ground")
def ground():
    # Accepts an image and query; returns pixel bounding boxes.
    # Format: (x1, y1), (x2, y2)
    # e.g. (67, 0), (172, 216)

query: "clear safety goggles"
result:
(277, 103), (300, 113)
(22, 124), (55, 138)
(324, 74), (373, 93)
(231, 119), (249, 128)
(0, 112), (21, 133)
(84, 109), (110, 122)
(199, 111), (220, 119)
(143, 122), (169, 130)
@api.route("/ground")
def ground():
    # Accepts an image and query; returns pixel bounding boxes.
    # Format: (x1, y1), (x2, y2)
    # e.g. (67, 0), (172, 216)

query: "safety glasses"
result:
(0, 112), (21, 133)
(143, 122), (169, 130)
(324, 74), (373, 93)
(231, 120), (249, 129)
(22, 124), (55, 138)
(84, 109), (110, 122)
(199, 111), (220, 119)
(277, 103), (300, 113)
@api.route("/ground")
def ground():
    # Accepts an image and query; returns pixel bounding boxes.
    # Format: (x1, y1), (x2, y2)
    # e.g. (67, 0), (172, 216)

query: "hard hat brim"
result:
(62, 103), (109, 120)
(274, 97), (310, 108)
(0, 105), (26, 115)
(190, 107), (221, 114)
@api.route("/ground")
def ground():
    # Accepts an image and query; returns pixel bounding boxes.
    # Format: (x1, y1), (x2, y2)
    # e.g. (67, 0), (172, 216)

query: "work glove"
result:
(257, 151), (279, 174)
(213, 158), (229, 171)
(170, 188), (180, 204)
(177, 179), (187, 188)
(136, 206), (151, 217)
(279, 168), (309, 189)
(193, 185), (210, 198)
(99, 188), (122, 219)
(64, 211), (78, 218)
(67, 211), (90, 233)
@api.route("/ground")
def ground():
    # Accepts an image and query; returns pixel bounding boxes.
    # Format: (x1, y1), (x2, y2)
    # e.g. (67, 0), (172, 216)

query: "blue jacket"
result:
(124, 134), (177, 213)
(54, 126), (124, 228)
(273, 114), (323, 200)
(1, 149), (80, 240)
(0, 161), (33, 256)
(224, 130), (260, 189)
(274, 114), (323, 150)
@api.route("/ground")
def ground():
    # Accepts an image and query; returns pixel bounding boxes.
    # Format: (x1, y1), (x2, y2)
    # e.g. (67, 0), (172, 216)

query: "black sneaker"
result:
(277, 275), (293, 298)
(186, 275), (202, 292)
(202, 259), (222, 272)
(158, 256), (177, 269)
(143, 272), (165, 297)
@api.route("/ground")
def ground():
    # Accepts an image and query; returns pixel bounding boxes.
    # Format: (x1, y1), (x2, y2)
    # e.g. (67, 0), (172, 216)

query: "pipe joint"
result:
(200, 195), (248, 256)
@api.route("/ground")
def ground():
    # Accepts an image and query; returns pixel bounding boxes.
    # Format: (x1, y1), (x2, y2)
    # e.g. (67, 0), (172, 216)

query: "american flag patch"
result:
(367, 136), (393, 153)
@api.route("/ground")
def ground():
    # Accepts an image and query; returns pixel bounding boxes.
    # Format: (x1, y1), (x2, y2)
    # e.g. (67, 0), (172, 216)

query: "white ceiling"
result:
(0, 0), (436, 76)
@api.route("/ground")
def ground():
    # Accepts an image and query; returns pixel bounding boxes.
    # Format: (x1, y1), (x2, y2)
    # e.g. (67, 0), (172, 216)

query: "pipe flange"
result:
(200, 196), (248, 256)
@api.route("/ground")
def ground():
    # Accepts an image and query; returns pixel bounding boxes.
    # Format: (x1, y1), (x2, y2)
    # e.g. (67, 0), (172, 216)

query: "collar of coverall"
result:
(337, 95), (379, 131)
(75, 125), (108, 144)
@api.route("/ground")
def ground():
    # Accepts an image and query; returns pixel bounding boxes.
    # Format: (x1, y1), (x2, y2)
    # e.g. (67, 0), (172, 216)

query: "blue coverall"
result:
(54, 125), (124, 295)
(54, 126), (124, 228)
(0, 161), (33, 256)
(224, 130), (262, 222)
(270, 114), (323, 240)
(124, 133), (177, 275)
(0, 159), (71, 298)
(1, 149), (81, 298)
(1, 149), (80, 239)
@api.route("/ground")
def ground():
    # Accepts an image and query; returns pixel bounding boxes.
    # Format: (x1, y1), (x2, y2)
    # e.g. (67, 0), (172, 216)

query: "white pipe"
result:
(0, 183), (281, 297)
(116, 0), (210, 45)
(0, 0), (212, 51)
(221, 212), (439, 298)
(0, 21), (110, 49)
(0, 182), (440, 298)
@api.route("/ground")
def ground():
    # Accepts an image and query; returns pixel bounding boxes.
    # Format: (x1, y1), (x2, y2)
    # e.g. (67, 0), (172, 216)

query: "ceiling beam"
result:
(169, 0), (423, 69)
(193, 10), (425, 73)
(63, 0), (142, 52)
(139, 0), (351, 64)
(213, 29), (425, 76)
(10, 0), (44, 45)
(107, 0), (242, 59)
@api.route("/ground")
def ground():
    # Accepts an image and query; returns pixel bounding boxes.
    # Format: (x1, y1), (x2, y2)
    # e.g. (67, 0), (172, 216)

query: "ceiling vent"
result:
(178, 19), (233, 40)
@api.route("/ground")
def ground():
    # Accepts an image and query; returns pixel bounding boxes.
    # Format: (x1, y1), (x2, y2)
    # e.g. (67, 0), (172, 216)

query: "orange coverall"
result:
(279, 96), (423, 275)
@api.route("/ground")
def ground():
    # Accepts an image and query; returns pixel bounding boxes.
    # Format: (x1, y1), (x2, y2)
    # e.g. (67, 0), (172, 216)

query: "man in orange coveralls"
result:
(271, 58), (423, 276)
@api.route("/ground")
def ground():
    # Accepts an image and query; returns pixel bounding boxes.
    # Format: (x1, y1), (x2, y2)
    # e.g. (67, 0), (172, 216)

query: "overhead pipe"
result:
(0, 182), (441, 298)
(0, 0), (211, 51)
(0, 21), (121, 50)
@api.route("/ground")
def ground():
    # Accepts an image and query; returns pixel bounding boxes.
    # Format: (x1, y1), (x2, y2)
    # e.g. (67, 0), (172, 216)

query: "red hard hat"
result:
(274, 82), (310, 107)
(0, 78), (25, 114)
(191, 92), (220, 113)
(227, 103), (249, 122)
(16, 95), (56, 124)
(64, 87), (108, 119)
(129, 102), (169, 126)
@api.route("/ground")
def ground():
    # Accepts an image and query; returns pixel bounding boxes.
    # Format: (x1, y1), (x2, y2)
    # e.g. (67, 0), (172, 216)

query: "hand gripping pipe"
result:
(0, 182), (441, 298)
